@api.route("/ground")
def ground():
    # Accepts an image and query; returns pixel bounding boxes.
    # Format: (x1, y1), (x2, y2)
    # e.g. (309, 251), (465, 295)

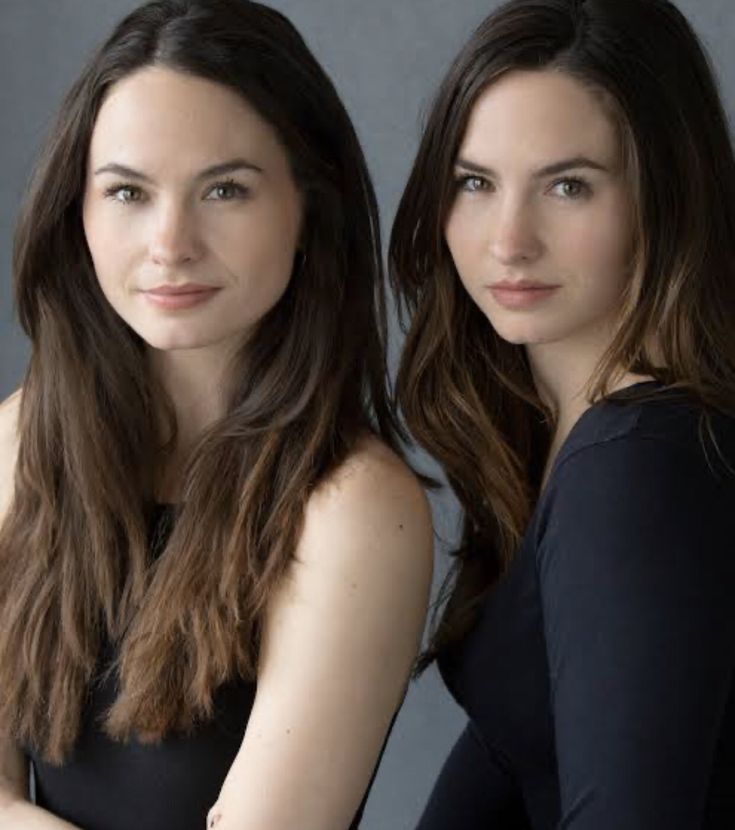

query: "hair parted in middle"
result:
(0, 0), (399, 763)
(389, 0), (735, 671)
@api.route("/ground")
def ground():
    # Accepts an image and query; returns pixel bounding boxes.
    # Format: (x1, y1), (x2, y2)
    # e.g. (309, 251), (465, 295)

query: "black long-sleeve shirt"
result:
(419, 382), (735, 829)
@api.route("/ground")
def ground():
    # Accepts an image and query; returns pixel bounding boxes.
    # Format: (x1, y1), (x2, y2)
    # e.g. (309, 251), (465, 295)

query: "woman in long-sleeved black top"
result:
(423, 386), (735, 828)
(389, 0), (735, 827)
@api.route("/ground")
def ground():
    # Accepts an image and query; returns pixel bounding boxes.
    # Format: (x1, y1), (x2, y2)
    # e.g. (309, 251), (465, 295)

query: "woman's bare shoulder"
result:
(0, 390), (22, 518)
(225, 438), (433, 830)
(320, 433), (425, 495)
(300, 434), (434, 580)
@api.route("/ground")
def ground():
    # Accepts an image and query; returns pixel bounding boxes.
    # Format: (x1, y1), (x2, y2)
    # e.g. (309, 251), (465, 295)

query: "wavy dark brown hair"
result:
(0, 0), (400, 763)
(389, 0), (735, 671)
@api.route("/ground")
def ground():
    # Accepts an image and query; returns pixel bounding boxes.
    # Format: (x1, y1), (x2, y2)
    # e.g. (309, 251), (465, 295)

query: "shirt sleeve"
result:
(416, 721), (532, 830)
(537, 435), (735, 829)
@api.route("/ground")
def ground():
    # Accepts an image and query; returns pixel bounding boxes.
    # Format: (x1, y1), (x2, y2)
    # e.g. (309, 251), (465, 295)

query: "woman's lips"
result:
(141, 285), (221, 310)
(487, 283), (559, 310)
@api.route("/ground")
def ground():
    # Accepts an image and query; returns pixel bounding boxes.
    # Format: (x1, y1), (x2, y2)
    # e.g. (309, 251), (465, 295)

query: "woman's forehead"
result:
(457, 69), (620, 174)
(88, 66), (285, 176)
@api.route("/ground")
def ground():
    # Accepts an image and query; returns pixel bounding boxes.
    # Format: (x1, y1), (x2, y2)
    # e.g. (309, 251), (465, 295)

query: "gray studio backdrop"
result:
(1, 1), (733, 827)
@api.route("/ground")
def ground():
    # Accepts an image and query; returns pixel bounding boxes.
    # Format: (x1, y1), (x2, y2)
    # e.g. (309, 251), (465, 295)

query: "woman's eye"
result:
(205, 180), (249, 201)
(104, 184), (144, 204)
(551, 178), (591, 200)
(456, 175), (490, 194)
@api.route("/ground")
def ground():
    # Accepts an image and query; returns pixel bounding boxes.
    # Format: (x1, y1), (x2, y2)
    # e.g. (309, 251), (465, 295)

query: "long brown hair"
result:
(389, 0), (735, 670)
(0, 0), (399, 763)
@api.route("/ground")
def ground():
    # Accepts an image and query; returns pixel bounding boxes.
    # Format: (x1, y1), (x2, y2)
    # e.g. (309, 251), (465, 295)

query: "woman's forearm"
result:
(0, 796), (81, 830)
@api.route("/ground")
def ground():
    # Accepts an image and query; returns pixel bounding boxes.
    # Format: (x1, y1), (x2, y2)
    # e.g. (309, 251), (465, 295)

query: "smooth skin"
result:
(446, 69), (653, 481)
(0, 67), (433, 830)
(83, 67), (306, 478)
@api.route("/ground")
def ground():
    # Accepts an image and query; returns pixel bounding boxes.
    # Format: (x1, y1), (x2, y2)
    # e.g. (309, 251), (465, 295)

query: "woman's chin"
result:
(134, 327), (223, 353)
(486, 313), (570, 348)
(486, 318), (542, 347)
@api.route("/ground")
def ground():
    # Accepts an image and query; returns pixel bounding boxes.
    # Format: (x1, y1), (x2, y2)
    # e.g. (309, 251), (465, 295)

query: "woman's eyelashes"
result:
(102, 178), (251, 205)
(548, 177), (592, 200)
(203, 179), (250, 202)
(103, 183), (145, 204)
(453, 172), (592, 201)
(454, 174), (491, 194)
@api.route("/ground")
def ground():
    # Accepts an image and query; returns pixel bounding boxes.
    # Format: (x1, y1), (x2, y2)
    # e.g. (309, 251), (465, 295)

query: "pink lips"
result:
(141, 283), (221, 310)
(487, 280), (559, 310)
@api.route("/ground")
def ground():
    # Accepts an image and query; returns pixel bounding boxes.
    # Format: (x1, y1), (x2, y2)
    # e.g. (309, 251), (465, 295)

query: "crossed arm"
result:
(209, 440), (433, 829)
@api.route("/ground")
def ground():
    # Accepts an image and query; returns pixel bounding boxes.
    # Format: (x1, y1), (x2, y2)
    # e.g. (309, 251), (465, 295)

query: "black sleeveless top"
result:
(29, 505), (389, 829)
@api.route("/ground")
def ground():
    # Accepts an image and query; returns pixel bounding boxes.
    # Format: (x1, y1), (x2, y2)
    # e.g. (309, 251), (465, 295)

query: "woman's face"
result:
(445, 69), (633, 350)
(83, 66), (303, 353)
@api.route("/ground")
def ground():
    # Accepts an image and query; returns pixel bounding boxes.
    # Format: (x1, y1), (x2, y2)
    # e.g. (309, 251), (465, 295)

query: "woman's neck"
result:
(148, 341), (237, 500)
(526, 334), (655, 490)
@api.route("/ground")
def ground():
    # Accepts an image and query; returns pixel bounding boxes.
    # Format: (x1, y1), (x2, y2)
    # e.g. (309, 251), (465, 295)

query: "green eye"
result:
(104, 184), (144, 204)
(456, 175), (490, 193)
(551, 178), (591, 199)
(205, 180), (249, 201)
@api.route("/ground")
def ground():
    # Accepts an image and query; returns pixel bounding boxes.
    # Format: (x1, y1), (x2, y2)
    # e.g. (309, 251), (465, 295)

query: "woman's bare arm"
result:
(0, 391), (82, 830)
(0, 782), (80, 830)
(210, 438), (434, 830)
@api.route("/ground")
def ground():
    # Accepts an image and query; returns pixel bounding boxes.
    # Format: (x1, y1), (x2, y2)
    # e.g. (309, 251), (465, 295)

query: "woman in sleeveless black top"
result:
(389, 0), (735, 827)
(0, 2), (433, 828)
(26, 505), (400, 829)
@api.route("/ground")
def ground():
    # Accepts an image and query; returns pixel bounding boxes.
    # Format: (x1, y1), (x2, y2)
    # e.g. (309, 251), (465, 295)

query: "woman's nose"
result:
(148, 201), (204, 267)
(490, 199), (544, 266)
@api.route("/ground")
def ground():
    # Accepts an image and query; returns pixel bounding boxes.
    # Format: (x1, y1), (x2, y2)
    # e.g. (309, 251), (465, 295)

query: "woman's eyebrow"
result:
(454, 155), (609, 178)
(93, 158), (264, 182)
